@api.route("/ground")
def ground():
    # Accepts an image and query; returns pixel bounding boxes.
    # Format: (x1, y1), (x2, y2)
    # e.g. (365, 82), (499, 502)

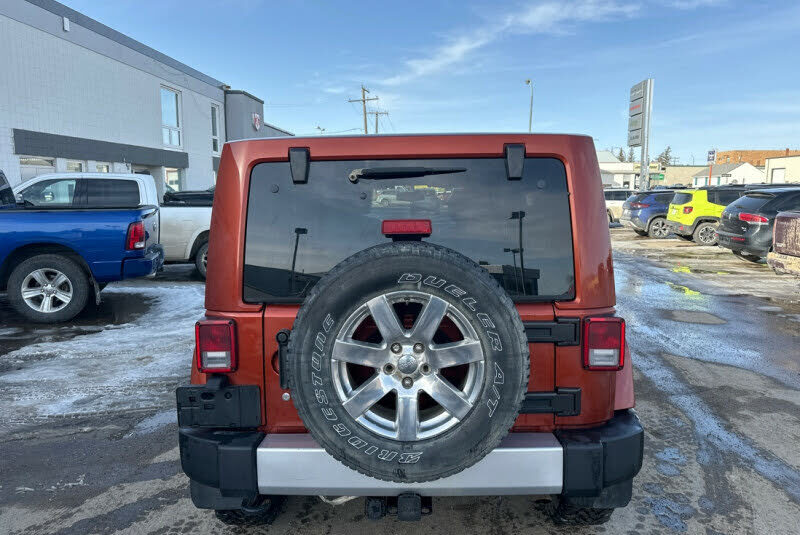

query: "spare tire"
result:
(287, 241), (529, 483)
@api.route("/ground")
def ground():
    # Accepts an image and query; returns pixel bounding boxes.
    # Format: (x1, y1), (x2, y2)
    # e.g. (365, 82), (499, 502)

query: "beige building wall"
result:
(663, 166), (705, 187)
(764, 155), (800, 183)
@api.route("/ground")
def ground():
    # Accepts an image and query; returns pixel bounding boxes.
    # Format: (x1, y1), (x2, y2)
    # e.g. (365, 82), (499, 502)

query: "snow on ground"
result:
(0, 281), (204, 430)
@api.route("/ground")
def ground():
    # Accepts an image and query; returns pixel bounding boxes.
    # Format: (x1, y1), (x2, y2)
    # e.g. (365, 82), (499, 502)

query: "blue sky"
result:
(65, 0), (800, 164)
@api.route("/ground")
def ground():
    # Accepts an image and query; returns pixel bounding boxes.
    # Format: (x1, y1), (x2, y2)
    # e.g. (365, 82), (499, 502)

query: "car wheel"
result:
(381, 198), (390, 207)
(215, 495), (286, 526)
(693, 222), (718, 246)
(287, 241), (529, 483)
(7, 254), (89, 323)
(195, 242), (209, 279)
(648, 217), (669, 239)
(732, 250), (765, 264)
(546, 498), (614, 525)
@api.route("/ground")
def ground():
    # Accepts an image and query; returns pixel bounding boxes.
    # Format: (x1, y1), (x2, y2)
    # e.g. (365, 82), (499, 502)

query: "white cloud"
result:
(322, 86), (347, 94)
(380, 0), (640, 86)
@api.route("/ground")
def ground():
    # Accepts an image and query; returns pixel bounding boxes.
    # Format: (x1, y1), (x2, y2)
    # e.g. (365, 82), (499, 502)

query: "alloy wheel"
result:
(21, 268), (73, 313)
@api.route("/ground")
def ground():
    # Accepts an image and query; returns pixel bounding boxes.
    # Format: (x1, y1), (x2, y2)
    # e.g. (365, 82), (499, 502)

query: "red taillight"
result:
(629, 202), (650, 209)
(126, 221), (145, 250)
(195, 319), (237, 373)
(738, 212), (768, 224)
(583, 317), (625, 370)
(683, 206), (693, 214)
(382, 219), (432, 237)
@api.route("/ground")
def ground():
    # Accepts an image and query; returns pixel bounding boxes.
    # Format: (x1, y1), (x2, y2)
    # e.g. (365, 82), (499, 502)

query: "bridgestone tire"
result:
(8, 254), (89, 323)
(287, 242), (529, 483)
(546, 499), (614, 525)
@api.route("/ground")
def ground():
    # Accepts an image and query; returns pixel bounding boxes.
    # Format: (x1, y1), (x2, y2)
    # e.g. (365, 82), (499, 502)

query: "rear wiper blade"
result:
(348, 166), (466, 182)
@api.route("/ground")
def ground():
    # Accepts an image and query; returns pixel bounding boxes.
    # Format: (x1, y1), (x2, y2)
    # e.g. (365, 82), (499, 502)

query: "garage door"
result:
(771, 168), (785, 182)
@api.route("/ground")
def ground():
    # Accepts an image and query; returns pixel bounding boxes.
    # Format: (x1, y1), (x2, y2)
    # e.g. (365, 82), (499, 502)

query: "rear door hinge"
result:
(521, 388), (581, 416)
(523, 318), (580, 346)
(276, 329), (291, 389)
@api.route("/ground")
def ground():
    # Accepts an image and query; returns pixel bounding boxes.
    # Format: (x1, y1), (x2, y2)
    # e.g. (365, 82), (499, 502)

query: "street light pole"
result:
(290, 227), (308, 293)
(510, 211), (526, 294)
(525, 79), (533, 132)
(503, 247), (521, 293)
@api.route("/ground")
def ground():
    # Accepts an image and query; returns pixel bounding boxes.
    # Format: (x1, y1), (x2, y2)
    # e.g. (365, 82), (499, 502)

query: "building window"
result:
(165, 167), (182, 191)
(96, 162), (110, 173)
(211, 105), (220, 153)
(66, 160), (84, 172)
(19, 156), (55, 181)
(161, 87), (182, 147)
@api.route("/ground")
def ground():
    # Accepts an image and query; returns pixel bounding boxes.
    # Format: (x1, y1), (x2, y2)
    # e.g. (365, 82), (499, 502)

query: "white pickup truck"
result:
(12, 173), (212, 278)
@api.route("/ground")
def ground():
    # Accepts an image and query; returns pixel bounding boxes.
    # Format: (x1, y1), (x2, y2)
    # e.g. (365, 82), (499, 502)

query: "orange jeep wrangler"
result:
(176, 134), (643, 526)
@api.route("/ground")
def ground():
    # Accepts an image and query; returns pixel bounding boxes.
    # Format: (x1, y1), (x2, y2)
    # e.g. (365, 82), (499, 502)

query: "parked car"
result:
(717, 188), (800, 262)
(603, 188), (634, 222)
(0, 170), (14, 208)
(176, 134), (642, 526)
(0, 173), (163, 322)
(14, 173), (212, 278)
(665, 186), (751, 245)
(163, 185), (215, 206)
(767, 210), (800, 276)
(620, 190), (676, 238)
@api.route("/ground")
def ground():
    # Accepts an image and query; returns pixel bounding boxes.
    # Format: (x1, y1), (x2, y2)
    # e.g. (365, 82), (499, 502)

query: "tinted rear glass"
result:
(244, 158), (575, 303)
(730, 193), (774, 211)
(86, 179), (140, 207)
(655, 193), (676, 204)
(672, 192), (693, 205)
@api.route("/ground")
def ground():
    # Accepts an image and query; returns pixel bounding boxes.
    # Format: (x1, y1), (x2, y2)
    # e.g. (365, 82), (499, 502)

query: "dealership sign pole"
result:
(707, 149), (716, 186)
(627, 79), (654, 189)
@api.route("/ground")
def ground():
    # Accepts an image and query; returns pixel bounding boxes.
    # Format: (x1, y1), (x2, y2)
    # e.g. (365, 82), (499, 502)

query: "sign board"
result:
(627, 129), (642, 146)
(650, 173), (665, 181)
(707, 150), (716, 163)
(627, 80), (652, 148)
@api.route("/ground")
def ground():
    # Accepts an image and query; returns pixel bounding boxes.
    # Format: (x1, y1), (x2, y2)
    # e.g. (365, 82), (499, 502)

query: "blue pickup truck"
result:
(0, 171), (163, 322)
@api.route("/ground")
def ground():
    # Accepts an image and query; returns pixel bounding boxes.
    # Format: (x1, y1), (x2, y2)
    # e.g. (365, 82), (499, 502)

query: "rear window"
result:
(85, 179), (141, 208)
(655, 193), (676, 204)
(628, 193), (646, 203)
(672, 192), (693, 205)
(604, 190), (630, 201)
(244, 158), (575, 303)
(730, 193), (774, 211)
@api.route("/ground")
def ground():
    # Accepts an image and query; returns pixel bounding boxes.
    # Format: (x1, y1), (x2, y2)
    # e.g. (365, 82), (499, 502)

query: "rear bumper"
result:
(620, 214), (646, 231)
(178, 406), (643, 504)
(665, 220), (693, 236)
(767, 251), (800, 276)
(122, 245), (164, 278)
(716, 229), (770, 257)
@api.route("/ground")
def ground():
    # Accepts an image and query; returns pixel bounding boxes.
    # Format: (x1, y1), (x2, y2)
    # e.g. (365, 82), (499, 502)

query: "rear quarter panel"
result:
(773, 210), (800, 256)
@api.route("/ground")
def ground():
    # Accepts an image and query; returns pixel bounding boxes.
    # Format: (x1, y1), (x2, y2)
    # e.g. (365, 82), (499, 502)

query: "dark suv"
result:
(176, 134), (643, 526)
(717, 187), (800, 261)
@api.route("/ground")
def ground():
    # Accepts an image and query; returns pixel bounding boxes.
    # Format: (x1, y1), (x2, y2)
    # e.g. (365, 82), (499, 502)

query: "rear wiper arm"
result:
(348, 166), (466, 183)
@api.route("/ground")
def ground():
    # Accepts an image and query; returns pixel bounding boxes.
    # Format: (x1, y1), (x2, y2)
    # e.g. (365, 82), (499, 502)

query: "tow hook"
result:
(365, 494), (432, 521)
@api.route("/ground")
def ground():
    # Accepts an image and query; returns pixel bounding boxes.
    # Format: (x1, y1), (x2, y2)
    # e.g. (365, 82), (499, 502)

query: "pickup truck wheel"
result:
(8, 254), (89, 323)
(546, 499), (614, 525)
(287, 241), (529, 483)
(693, 222), (718, 246)
(214, 495), (286, 526)
(195, 242), (209, 279)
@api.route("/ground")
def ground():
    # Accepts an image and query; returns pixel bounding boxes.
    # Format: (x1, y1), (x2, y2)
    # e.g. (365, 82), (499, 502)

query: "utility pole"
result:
(348, 85), (379, 134)
(525, 79), (533, 132)
(369, 111), (389, 134)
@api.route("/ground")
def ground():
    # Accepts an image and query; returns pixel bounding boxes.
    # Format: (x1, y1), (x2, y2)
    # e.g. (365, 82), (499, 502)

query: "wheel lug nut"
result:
(383, 364), (395, 374)
(402, 377), (413, 389)
(421, 364), (431, 374)
(413, 343), (424, 353)
(390, 343), (402, 354)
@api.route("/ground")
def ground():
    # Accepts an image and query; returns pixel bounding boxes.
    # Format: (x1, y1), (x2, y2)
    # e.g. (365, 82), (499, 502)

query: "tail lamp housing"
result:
(629, 202), (650, 209)
(195, 319), (237, 373)
(738, 212), (768, 224)
(683, 206), (693, 214)
(125, 221), (145, 250)
(583, 317), (625, 370)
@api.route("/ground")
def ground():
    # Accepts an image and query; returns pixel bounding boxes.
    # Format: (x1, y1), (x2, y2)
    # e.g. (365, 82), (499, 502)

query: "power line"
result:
(347, 85), (379, 134)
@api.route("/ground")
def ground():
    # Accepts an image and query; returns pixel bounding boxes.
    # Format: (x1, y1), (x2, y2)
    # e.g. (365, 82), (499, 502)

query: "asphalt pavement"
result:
(1, 231), (799, 535)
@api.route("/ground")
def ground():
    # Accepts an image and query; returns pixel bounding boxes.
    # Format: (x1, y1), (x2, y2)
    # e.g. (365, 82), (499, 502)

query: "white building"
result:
(596, 151), (636, 188)
(690, 162), (765, 187)
(764, 155), (800, 183)
(0, 0), (291, 196)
